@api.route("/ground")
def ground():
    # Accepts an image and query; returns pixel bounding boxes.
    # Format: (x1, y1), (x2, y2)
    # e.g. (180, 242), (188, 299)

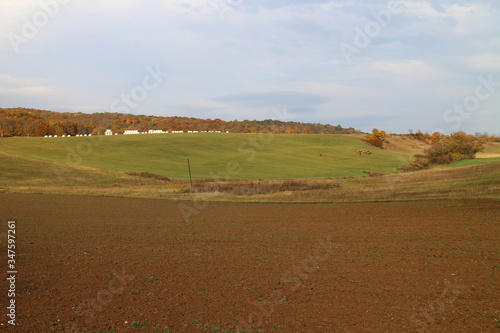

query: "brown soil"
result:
(0, 194), (498, 332)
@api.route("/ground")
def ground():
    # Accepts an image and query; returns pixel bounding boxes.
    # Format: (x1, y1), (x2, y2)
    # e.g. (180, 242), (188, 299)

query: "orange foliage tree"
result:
(365, 128), (387, 148)
(400, 131), (485, 172)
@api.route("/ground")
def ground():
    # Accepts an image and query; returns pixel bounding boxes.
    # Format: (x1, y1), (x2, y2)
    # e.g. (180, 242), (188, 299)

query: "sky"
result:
(0, 0), (499, 134)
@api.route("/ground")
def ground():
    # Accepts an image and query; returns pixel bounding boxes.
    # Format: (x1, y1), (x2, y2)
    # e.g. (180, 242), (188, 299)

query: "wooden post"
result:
(187, 157), (193, 188)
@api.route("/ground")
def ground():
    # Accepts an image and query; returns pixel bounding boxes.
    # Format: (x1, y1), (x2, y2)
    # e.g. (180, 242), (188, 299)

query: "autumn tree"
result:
(0, 107), (359, 137)
(0, 118), (13, 137)
(424, 131), (484, 164)
(365, 128), (387, 148)
(430, 132), (443, 145)
(401, 132), (485, 171)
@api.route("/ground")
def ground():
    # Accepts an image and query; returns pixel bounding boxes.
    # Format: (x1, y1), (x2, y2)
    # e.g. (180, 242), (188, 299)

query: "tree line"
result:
(0, 108), (359, 137)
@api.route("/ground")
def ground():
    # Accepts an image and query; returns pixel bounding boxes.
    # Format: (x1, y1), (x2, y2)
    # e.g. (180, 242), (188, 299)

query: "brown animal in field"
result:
(357, 150), (365, 155)
(356, 150), (372, 155)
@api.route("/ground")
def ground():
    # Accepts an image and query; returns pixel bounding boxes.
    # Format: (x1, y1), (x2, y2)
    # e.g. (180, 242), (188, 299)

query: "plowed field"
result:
(0, 194), (498, 332)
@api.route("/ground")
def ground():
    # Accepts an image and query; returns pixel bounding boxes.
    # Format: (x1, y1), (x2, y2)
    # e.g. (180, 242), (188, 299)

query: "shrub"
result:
(424, 132), (484, 165)
(399, 159), (430, 172)
(430, 132), (443, 145)
(401, 131), (485, 171)
(365, 128), (387, 148)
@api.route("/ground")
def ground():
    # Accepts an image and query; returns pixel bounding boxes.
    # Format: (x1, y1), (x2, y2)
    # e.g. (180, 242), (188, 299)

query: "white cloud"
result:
(447, 3), (493, 34)
(399, 1), (497, 36)
(371, 60), (441, 79)
(294, 81), (359, 96)
(0, 74), (106, 111)
(467, 54), (500, 71)
(0, 0), (40, 22)
(160, 0), (241, 18)
(400, 0), (442, 19)
(0, 0), (499, 134)
(0, 74), (51, 91)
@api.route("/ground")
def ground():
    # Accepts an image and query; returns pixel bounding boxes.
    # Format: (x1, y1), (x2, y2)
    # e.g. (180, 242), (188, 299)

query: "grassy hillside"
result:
(2, 134), (498, 202)
(0, 133), (415, 179)
(0, 152), (497, 202)
(442, 157), (500, 167)
(0, 152), (119, 186)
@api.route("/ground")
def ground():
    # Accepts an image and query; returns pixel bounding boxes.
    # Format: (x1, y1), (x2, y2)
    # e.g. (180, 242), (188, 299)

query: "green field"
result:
(442, 157), (500, 167)
(0, 133), (414, 180)
(1, 133), (499, 201)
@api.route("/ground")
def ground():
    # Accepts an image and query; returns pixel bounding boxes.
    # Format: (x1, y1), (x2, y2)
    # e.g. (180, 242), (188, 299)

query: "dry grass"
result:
(382, 135), (430, 152)
(183, 179), (341, 195)
(476, 153), (500, 159)
(3, 162), (498, 203)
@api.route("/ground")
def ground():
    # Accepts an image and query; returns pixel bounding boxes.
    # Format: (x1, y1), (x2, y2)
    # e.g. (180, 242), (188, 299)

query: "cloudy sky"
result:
(1, 0), (499, 134)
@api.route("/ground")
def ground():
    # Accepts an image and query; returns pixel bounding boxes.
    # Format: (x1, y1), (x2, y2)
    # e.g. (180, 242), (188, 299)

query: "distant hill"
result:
(0, 107), (359, 137)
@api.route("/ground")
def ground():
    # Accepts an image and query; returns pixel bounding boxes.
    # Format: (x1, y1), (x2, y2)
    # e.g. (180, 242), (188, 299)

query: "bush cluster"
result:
(365, 128), (387, 148)
(400, 132), (485, 172)
(425, 132), (484, 164)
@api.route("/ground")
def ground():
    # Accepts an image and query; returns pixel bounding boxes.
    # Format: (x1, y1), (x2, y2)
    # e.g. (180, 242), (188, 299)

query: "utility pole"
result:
(186, 157), (193, 188)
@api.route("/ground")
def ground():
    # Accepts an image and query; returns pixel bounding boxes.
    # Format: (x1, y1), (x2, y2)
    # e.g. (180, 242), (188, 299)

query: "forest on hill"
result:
(0, 108), (359, 137)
